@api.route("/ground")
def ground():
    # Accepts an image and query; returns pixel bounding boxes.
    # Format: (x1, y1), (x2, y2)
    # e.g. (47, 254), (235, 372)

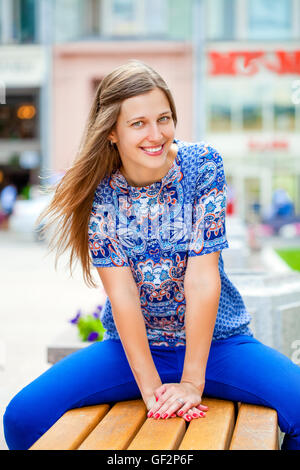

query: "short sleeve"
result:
(88, 197), (130, 268)
(187, 144), (229, 257)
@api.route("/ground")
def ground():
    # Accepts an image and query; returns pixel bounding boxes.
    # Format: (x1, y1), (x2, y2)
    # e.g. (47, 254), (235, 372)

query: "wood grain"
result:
(229, 403), (279, 450)
(29, 404), (110, 450)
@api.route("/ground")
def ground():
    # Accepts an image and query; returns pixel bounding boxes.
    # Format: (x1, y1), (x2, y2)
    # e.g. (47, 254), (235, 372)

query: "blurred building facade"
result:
(0, 0), (43, 195)
(0, 0), (300, 223)
(205, 0), (300, 222)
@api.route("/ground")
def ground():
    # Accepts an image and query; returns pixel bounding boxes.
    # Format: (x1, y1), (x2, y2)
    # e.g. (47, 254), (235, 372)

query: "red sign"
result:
(248, 139), (289, 151)
(209, 50), (300, 75)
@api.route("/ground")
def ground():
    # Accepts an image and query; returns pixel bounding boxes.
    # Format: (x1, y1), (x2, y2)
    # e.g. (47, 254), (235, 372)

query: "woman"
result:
(3, 60), (300, 450)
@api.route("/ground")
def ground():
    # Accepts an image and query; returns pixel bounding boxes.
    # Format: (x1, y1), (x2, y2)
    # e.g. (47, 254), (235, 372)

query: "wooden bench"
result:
(29, 397), (280, 450)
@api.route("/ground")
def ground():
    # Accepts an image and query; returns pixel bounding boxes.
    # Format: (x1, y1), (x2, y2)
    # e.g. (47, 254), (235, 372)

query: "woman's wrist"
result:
(181, 364), (206, 392)
(140, 378), (162, 403)
(180, 378), (205, 393)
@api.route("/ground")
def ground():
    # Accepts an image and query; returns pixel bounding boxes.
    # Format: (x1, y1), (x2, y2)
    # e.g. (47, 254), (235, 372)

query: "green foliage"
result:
(275, 248), (300, 272)
(77, 314), (106, 342)
(70, 308), (106, 342)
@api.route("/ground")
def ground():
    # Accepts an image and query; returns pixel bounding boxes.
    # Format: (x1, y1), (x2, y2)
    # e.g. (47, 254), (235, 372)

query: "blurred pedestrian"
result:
(272, 188), (295, 218)
(0, 179), (17, 230)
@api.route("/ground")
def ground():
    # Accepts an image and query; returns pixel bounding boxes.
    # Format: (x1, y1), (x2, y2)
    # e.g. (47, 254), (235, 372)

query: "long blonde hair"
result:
(37, 60), (178, 288)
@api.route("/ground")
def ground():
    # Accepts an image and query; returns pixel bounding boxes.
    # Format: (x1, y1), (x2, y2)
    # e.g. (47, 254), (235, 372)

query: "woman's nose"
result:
(147, 123), (163, 142)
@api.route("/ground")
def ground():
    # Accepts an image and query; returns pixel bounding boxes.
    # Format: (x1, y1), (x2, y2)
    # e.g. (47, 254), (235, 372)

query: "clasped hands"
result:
(146, 381), (208, 422)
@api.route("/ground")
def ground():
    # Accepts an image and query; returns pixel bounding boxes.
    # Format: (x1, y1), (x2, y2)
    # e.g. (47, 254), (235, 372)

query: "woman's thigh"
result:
(3, 339), (178, 450)
(203, 335), (300, 442)
(4, 340), (135, 449)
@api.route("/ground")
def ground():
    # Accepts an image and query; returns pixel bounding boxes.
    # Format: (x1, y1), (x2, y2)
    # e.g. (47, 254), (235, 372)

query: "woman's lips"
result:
(141, 143), (165, 156)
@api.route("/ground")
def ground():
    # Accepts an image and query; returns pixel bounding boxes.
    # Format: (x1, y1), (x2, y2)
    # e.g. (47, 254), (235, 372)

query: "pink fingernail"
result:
(193, 413), (198, 418)
(148, 411), (153, 418)
(200, 412), (205, 417)
(162, 413), (168, 419)
(185, 415), (191, 421)
(154, 413), (160, 419)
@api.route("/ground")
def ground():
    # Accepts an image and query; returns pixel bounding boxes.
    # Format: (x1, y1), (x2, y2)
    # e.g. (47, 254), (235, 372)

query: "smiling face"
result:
(108, 87), (176, 187)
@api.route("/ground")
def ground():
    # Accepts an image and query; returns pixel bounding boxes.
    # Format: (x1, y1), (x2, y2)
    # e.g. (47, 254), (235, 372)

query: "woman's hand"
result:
(144, 393), (157, 412)
(147, 382), (208, 422)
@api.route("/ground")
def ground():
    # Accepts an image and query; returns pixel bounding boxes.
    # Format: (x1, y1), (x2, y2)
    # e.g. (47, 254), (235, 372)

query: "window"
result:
(112, 0), (134, 20)
(110, 0), (140, 35)
(0, 91), (39, 140)
(240, 81), (266, 131)
(209, 104), (232, 131)
(248, 0), (292, 40)
(144, 0), (168, 37)
(54, 0), (83, 42)
(206, 83), (233, 132)
(100, 0), (140, 36)
(242, 104), (263, 130)
(18, 0), (36, 43)
(82, 0), (100, 37)
(206, 0), (235, 40)
(273, 82), (295, 131)
(0, 0), (36, 44)
(54, 0), (102, 42)
(101, 0), (168, 38)
(168, 0), (192, 40)
(274, 105), (295, 131)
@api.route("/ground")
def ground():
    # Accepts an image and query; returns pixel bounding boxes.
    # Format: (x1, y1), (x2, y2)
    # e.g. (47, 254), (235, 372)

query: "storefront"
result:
(205, 44), (300, 222)
(0, 45), (46, 197)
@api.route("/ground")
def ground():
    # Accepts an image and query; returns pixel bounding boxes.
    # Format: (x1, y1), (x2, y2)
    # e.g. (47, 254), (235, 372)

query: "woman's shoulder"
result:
(176, 138), (222, 157)
(175, 140), (226, 197)
(176, 139), (224, 173)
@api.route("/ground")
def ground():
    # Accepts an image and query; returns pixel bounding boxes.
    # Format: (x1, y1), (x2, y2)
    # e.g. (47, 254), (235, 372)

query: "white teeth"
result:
(143, 146), (162, 153)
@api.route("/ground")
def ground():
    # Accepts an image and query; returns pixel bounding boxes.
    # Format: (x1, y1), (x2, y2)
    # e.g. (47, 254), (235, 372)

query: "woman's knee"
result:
(3, 387), (47, 450)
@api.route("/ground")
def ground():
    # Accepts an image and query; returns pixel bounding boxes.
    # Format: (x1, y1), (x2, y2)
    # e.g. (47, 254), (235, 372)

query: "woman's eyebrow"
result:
(126, 110), (171, 124)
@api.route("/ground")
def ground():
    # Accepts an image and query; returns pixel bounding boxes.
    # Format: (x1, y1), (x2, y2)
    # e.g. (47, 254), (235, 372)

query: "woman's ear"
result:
(108, 130), (117, 144)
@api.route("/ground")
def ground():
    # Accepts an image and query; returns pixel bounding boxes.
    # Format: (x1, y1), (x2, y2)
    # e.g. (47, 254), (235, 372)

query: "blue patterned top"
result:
(88, 139), (253, 347)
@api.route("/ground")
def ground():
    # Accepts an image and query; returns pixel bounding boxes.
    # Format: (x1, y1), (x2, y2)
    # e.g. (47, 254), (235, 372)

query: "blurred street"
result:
(0, 229), (105, 450)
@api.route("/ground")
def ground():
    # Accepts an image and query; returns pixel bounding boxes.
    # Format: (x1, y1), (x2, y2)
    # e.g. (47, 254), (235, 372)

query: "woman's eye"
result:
(132, 121), (143, 128)
(159, 116), (170, 122)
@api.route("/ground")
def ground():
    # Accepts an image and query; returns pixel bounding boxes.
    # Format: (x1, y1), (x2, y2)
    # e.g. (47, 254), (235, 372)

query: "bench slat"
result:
(178, 398), (236, 450)
(29, 404), (110, 450)
(29, 398), (279, 451)
(229, 403), (279, 450)
(78, 399), (146, 450)
(128, 417), (186, 450)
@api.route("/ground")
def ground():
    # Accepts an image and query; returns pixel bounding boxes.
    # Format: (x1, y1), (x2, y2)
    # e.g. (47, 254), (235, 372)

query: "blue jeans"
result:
(3, 334), (300, 450)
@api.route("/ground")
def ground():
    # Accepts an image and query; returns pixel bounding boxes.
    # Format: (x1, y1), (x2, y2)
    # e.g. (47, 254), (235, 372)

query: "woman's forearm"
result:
(181, 275), (221, 389)
(109, 287), (162, 399)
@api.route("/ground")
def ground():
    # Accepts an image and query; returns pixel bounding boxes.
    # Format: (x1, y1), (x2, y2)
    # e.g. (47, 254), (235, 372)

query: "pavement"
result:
(0, 225), (298, 450)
